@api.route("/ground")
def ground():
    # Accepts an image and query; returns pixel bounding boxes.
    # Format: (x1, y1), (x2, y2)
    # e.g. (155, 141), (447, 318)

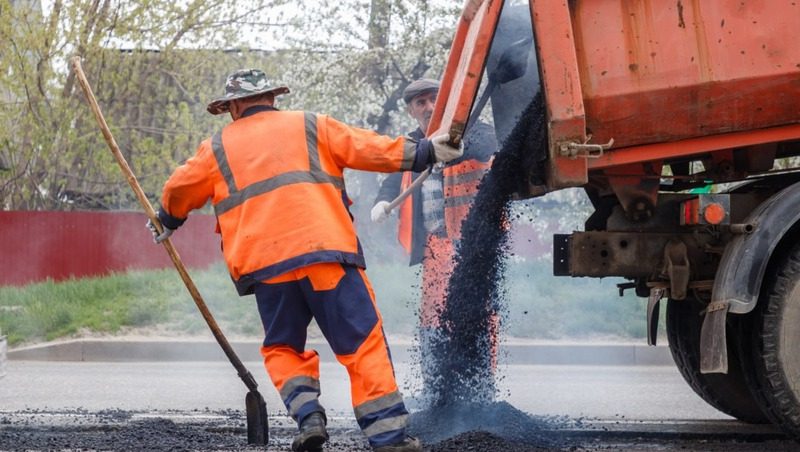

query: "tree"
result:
(0, 0), (459, 212)
(271, 0), (459, 260)
(0, 0), (286, 210)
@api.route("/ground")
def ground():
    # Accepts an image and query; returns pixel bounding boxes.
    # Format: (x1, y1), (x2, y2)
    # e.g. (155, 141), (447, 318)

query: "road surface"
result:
(1, 358), (796, 451)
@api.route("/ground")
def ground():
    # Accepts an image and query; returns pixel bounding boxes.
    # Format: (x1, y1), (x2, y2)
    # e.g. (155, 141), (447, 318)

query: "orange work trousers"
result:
(255, 262), (410, 448)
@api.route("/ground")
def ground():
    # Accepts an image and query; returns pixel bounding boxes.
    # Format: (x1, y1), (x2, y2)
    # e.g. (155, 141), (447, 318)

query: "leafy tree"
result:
(270, 1), (461, 261)
(0, 0), (460, 215)
(0, 0), (287, 210)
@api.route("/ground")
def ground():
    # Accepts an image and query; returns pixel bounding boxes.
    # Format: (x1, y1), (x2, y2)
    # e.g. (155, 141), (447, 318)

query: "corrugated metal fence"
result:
(0, 211), (221, 286)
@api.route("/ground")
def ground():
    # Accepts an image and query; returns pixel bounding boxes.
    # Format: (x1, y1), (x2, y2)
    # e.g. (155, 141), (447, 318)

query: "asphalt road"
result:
(0, 360), (726, 419)
(2, 358), (797, 451)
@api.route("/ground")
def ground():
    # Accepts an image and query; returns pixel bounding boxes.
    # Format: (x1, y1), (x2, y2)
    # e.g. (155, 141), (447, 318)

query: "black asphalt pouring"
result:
(428, 94), (547, 405)
(409, 95), (564, 448)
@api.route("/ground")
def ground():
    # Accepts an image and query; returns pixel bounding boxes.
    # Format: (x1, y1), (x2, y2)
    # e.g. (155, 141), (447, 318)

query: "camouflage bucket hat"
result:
(206, 68), (289, 115)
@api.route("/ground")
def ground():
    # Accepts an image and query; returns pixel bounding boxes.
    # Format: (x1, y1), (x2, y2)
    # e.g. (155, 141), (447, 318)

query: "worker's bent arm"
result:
(320, 115), (432, 173)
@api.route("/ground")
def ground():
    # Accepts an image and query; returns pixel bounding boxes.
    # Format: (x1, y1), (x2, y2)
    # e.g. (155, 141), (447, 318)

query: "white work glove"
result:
(371, 201), (391, 223)
(146, 219), (175, 244)
(430, 134), (464, 163)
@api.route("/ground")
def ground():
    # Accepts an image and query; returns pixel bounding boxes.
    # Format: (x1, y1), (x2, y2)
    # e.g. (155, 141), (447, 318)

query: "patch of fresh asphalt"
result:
(2, 354), (797, 450)
(3, 338), (797, 450)
(0, 408), (793, 452)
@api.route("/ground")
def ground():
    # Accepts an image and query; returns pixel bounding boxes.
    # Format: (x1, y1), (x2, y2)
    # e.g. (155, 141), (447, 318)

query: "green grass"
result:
(0, 260), (658, 347)
(0, 263), (261, 346)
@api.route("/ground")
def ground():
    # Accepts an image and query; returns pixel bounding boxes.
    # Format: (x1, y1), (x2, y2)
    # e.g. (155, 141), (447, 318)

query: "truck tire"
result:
(666, 297), (768, 423)
(738, 241), (800, 439)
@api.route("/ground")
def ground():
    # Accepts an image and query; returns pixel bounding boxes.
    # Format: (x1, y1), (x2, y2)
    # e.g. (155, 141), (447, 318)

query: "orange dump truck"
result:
(433, 0), (800, 439)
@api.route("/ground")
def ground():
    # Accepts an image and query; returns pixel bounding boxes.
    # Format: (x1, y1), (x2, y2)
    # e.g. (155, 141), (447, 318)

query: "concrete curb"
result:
(8, 339), (675, 366)
(0, 335), (7, 378)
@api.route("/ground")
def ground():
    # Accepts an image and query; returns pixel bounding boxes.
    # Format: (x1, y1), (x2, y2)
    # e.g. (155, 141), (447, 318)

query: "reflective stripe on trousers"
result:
(255, 263), (409, 446)
(354, 390), (409, 448)
(277, 374), (324, 423)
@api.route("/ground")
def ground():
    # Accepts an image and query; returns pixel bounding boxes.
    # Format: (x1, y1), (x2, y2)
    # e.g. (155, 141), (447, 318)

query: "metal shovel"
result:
(71, 56), (269, 446)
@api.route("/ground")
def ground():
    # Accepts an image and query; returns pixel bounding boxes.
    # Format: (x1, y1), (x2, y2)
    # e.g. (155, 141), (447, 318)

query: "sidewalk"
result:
(8, 338), (674, 366)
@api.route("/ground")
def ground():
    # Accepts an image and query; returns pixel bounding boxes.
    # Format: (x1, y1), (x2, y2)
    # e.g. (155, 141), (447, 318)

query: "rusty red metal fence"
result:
(0, 211), (221, 286)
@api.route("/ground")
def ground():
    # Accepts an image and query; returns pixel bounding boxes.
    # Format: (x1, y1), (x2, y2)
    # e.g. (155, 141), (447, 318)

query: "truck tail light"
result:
(681, 195), (730, 225)
(703, 203), (726, 224)
(683, 198), (700, 225)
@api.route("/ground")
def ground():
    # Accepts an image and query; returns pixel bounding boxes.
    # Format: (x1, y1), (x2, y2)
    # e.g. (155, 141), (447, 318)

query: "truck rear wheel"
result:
(666, 297), (768, 423)
(738, 242), (800, 439)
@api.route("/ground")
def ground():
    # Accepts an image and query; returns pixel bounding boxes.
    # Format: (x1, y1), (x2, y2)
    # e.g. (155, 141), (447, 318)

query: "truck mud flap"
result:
(700, 301), (730, 374)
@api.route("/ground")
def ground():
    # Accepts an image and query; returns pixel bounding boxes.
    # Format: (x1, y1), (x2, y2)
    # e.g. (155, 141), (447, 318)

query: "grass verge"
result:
(0, 263), (259, 346)
(0, 260), (656, 347)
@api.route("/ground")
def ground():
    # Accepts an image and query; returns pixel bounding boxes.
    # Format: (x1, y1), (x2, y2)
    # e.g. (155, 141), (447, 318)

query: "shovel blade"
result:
(245, 390), (269, 445)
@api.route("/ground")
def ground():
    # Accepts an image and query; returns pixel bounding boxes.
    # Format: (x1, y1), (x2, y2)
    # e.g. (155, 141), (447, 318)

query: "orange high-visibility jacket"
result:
(442, 158), (493, 240)
(397, 157), (492, 252)
(161, 109), (419, 295)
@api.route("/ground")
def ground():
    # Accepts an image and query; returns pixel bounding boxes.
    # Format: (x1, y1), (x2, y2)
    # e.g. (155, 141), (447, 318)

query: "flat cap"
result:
(402, 78), (440, 104)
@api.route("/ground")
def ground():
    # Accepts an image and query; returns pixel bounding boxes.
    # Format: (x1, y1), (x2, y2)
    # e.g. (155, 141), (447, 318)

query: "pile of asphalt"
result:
(0, 407), (570, 451)
(428, 431), (552, 452)
(4, 408), (797, 451)
(408, 400), (568, 448)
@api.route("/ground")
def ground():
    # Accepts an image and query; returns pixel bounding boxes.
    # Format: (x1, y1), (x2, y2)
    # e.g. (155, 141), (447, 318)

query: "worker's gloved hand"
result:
(430, 134), (464, 163)
(371, 201), (391, 223)
(146, 219), (175, 244)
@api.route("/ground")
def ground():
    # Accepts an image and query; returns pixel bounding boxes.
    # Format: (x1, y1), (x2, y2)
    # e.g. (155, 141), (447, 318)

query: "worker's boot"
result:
(372, 436), (422, 452)
(291, 412), (328, 452)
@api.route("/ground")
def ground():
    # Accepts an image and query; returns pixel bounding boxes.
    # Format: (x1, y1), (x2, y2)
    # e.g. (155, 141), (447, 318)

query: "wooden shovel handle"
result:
(70, 56), (257, 390)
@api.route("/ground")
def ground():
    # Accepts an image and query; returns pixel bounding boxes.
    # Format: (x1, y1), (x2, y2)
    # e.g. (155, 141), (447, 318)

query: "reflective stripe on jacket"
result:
(397, 157), (492, 248)
(442, 158), (492, 240)
(161, 109), (418, 295)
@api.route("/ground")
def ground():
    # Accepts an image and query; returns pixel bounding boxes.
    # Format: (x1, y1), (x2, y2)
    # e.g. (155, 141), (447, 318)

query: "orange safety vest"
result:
(397, 157), (492, 251)
(161, 110), (417, 295)
(443, 158), (493, 240)
(397, 172), (415, 255)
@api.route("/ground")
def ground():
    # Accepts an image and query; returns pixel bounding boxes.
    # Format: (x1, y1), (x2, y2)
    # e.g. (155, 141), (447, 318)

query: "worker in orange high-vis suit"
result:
(146, 69), (462, 452)
(370, 79), (499, 396)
